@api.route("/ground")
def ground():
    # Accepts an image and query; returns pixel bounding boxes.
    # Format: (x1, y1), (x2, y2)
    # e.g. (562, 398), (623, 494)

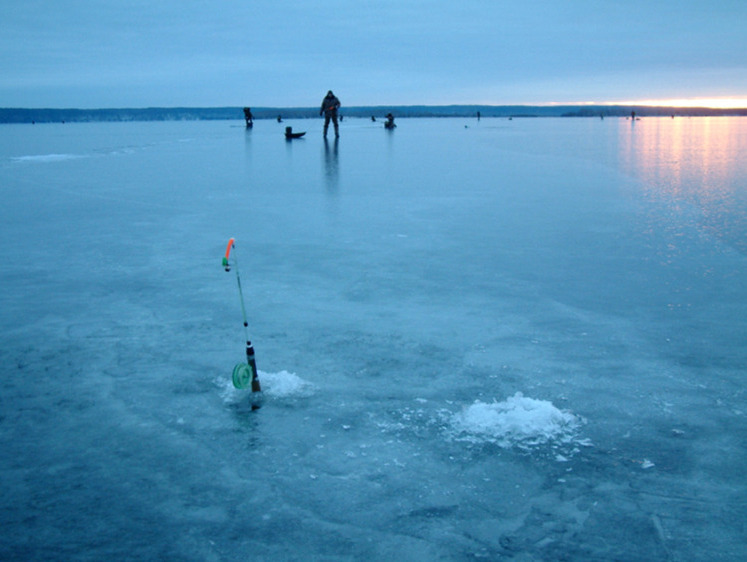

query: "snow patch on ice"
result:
(12, 153), (87, 163)
(450, 392), (583, 449)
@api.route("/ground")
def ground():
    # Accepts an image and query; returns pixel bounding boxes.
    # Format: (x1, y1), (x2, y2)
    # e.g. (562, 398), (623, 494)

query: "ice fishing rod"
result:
(223, 238), (261, 392)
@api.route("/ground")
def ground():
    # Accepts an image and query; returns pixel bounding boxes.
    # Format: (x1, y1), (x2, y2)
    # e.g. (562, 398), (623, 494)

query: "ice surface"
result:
(1, 117), (745, 560)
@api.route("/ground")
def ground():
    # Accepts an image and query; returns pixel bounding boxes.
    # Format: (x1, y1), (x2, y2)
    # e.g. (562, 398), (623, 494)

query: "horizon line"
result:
(4, 100), (747, 110)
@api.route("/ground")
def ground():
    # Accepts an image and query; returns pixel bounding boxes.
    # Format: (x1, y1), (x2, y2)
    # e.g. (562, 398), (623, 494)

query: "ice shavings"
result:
(217, 370), (314, 403)
(259, 370), (315, 398)
(450, 392), (584, 450)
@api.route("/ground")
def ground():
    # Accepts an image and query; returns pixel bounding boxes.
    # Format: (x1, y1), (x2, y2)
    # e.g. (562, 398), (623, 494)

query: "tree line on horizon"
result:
(1, 105), (745, 124)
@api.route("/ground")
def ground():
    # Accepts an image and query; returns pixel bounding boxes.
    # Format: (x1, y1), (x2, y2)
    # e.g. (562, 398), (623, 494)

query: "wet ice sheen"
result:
(1, 117), (745, 560)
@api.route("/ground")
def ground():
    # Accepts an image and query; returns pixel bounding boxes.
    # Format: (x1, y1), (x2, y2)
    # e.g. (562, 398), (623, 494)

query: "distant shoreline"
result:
(2, 105), (746, 124)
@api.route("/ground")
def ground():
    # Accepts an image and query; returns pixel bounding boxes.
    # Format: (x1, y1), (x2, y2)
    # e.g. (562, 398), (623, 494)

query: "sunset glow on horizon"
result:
(601, 98), (747, 109)
(540, 98), (747, 109)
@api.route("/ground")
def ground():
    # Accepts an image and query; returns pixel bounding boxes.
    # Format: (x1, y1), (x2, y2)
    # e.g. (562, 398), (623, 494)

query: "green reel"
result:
(232, 363), (253, 389)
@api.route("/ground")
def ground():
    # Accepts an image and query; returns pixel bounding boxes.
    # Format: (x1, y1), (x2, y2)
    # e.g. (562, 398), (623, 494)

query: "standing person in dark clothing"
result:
(320, 90), (341, 138)
(243, 107), (253, 128)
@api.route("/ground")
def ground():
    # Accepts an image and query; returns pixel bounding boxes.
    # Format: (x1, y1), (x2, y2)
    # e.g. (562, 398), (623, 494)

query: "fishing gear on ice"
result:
(223, 238), (261, 392)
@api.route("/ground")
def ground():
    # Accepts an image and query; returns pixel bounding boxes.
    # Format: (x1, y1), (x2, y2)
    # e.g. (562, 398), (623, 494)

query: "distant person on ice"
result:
(243, 107), (253, 128)
(320, 90), (341, 138)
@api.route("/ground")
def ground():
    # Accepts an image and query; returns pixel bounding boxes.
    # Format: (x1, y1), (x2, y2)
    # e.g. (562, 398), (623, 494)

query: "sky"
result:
(2, 0), (746, 109)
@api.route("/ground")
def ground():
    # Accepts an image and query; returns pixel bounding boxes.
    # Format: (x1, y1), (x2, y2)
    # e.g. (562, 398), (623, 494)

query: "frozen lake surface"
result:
(1, 116), (745, 560)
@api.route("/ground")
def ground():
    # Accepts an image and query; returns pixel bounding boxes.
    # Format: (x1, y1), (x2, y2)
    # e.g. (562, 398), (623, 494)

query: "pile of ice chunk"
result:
(258, 370), (315, 398)
(219, 370), (314, 403)
(451, 392), (582, 449)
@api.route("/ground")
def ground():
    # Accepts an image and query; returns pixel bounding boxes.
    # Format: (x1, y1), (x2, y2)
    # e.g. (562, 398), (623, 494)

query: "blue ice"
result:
(1, 116), (745, 560)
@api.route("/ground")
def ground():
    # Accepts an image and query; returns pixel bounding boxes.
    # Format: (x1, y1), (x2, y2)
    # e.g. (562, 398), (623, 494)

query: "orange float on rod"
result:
(222, 238), (235, 271)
